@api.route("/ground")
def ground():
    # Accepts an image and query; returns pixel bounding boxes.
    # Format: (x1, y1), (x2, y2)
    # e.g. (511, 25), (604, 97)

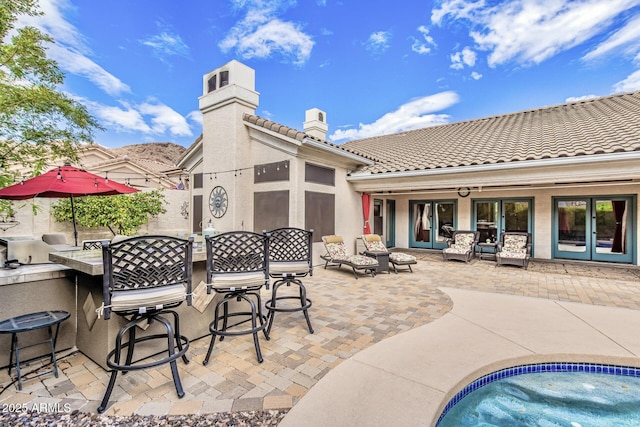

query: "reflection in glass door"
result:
(386, 200), (395, 248)
(409, 200), (455, 249)
(554, 197), (633, 263)
(474, 199), (532, 243)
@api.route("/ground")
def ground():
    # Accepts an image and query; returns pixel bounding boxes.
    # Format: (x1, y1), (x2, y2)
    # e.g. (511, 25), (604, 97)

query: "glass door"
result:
(554, 197), (633, 263)
(386, 200), (396, 248)
(474, 199), (532, 242)
(409, 200), (455, 249)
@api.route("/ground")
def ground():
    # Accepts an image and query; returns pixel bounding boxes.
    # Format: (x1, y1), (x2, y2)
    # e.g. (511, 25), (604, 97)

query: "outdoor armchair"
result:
(361, 234), (417, 273)
(442, 230), (480, 263)
(321, 235), (378, 279)
(496, 232), (532, 269)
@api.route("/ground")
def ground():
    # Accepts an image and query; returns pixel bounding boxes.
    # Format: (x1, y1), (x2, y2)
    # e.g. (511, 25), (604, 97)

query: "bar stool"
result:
(203, 231), (270, 364)
(264, 228), (313, 337)
(97, 235), (193, 413)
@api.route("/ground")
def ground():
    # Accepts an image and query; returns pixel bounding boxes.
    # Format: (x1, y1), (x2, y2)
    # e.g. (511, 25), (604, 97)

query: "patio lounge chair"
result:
(361, 234), (417, 273)
(496, 232), (531, 269)
(321, 235), (378, 279)
(442, 230), (479, 263)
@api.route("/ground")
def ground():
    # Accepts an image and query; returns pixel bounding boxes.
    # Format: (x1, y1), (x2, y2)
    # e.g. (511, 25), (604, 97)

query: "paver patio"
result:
(1, 251), (639, 420)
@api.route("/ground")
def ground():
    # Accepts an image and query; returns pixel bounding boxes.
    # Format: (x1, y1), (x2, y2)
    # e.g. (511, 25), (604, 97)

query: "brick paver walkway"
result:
(1, 253), (638, 416)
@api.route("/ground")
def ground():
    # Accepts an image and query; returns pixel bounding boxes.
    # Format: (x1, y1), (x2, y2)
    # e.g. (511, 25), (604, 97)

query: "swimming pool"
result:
(437, 363), (640, 426)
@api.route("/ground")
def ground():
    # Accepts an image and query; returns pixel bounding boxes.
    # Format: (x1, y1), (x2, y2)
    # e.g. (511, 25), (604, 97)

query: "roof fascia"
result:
(347, 151), (640, 181)
(303, 137), (374, 166)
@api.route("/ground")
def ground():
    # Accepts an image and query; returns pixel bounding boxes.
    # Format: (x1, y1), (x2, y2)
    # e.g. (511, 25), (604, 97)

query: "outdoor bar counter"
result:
(48, 248), (220, 370)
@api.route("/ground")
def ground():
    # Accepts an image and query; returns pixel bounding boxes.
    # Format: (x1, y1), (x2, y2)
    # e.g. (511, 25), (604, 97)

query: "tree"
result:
(51, 191), (167, 236)
(0, 0), (102, 188)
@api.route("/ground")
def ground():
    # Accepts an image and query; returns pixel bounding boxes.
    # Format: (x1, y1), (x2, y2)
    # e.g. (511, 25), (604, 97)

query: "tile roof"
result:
(243, 113), (378, 162)
(341, 91), (640, 174)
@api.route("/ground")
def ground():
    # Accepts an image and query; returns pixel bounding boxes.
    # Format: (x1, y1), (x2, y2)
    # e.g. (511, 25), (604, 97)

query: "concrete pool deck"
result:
(281, 287), (640, 427)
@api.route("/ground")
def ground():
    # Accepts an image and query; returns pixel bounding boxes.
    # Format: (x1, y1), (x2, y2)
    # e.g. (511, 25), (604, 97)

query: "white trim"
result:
(303, 138), (374, 165)
(347, 151), (640, 181)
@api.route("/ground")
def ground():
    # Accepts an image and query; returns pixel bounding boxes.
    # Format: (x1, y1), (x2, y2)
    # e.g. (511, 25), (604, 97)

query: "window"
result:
(254, 191), (289, 232)
(305, 191), (335, 242)
(305, 163), (334, 186)
(193, 173), (203, 189)
(207, 75), (216, 93)
(220, 71), (229, 87)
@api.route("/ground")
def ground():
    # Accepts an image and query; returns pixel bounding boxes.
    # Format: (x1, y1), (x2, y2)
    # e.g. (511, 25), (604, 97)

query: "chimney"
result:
(303, 108), (328, 140)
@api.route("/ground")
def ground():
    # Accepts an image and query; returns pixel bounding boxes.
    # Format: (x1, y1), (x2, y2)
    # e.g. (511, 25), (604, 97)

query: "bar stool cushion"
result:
(209, 272), (265, 291)
(269, 261), (310, 275)
(110, 284), (186, 312)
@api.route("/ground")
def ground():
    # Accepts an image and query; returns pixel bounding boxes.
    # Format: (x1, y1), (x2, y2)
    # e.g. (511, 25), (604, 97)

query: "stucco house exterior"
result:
(177, 60), (640, 266)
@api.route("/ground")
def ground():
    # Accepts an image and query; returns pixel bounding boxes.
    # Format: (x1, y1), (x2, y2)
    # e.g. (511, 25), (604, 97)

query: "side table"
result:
(0, 310), (70, 390)
(363, 251), (390, 273)
(477, 242), (497, 261)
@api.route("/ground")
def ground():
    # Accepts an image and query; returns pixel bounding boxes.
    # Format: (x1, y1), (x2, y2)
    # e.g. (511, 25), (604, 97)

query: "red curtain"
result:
(362, 193), (371, 234)
(611, 201), (626, 253)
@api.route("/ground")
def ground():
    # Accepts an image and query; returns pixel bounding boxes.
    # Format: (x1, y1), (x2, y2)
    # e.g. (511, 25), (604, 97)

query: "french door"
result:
(409, 200), (456, 249)
(554, 197), (633, 263)
(474, 199), (532, 243)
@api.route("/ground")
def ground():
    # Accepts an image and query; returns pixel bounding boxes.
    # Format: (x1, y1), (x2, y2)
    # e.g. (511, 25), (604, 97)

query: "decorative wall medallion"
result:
(209, 186), (228, 218)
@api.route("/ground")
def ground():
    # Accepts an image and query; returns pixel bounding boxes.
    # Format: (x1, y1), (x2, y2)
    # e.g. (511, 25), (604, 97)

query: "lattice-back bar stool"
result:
(264, 228), (314, 337)
(97, 235), (193, 413)
(203, 231), (270, 364)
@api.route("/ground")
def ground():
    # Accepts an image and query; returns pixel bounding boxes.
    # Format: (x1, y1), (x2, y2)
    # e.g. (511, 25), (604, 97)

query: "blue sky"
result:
(19, 0), (640, 149)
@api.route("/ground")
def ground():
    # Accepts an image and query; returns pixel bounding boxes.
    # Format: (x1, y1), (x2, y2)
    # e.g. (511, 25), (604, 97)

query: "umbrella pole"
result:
(70, 194), (78, 246)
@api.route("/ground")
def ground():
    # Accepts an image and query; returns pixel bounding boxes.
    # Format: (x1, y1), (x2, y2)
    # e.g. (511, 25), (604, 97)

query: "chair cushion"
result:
(209, 272), (265, 291)
(454, 233), (475, 247)
(348, 255), (379, 266)
(42, 233), (68, 245)
(325, 242), (349, 260)
(389, 252), (416, 263)
(497, 249), (527, 259)
(110, 284), (185, 312)
(504, 235), (527, 250)
(270, 261), (310, 275)
(443, 247), (471, 255)
(366, 240), (387, 252)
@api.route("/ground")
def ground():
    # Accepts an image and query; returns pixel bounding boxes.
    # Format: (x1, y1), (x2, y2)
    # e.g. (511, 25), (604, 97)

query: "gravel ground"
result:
(0, 409), (288, 426)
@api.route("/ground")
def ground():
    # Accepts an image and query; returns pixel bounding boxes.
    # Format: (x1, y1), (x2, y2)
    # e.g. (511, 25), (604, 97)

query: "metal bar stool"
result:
(97, 235), (193, 413)
(264, 228), (314, 338)
(203, 231), (270, 364)
(0, 310), (70, 390)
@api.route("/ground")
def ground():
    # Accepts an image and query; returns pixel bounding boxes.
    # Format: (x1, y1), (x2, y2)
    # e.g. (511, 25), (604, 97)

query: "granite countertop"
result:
(0, 262), (73, 286)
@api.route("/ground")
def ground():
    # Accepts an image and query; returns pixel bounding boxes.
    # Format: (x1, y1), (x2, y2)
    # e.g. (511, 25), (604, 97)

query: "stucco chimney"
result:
(303, 108), (328, 140)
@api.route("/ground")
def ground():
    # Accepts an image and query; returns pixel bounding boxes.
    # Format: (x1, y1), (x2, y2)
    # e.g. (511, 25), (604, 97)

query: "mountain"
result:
(111, 142), (186, 166)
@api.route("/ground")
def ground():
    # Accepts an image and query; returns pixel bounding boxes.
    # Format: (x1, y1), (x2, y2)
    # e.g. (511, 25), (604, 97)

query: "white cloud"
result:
(48, 45), (131, 96)
(450, 46), (476, 69)
(432, 0), (640, 67)
(365, 31), (391, 55)
(411, 25), (436, 55)
(138, 102), (193, 136)
(78, 97), (192, 137)
(140, 26), (190, 62)
(20, 0), (130, 96)
(220, 4), (314, 65)
(583, 14), (640, 61)
(613, 69), (640, 92)
(566, 94), (599, 102)
(329, 92), (459, 142)
(471, 71), (483, 80)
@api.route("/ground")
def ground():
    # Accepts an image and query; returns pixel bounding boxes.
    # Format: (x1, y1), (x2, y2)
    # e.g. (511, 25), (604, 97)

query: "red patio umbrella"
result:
(0, 163), (139, 245)
(362, 193), (371, 234)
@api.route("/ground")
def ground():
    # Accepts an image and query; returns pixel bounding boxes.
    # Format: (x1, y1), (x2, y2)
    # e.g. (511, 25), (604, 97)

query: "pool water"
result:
(438, 371), (640, 426)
